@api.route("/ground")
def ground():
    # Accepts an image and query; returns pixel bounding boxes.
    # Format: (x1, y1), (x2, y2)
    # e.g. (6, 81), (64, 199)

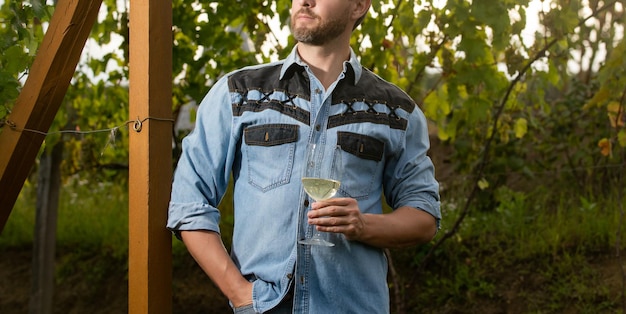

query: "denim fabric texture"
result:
(168, 46), (441, 313)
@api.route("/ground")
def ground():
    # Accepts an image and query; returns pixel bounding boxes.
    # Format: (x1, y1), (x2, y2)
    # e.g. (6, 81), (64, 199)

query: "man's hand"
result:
(308, 197), (365, 241)
(307, 199), (437, 248)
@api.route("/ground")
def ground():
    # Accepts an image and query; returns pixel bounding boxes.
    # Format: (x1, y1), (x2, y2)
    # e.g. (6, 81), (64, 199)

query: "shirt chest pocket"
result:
(244, 124), (298, 192)
(337, 131), (384, 200)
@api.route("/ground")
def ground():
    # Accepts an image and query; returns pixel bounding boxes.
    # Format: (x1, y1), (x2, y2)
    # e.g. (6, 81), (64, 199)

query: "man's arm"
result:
(180, 230), (253, 307)
(309, 199), (437, 248)
(356, 205), (437, 247)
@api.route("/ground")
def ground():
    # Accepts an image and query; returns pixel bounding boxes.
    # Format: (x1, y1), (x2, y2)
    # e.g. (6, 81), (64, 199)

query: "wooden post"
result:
(128, 0), (173, 312)
(29, 142), (63, 314)
(0, 0), (102, 232)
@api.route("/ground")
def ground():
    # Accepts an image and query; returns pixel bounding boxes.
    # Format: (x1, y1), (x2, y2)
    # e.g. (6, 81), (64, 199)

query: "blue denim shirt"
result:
(168, 46), (441, 313)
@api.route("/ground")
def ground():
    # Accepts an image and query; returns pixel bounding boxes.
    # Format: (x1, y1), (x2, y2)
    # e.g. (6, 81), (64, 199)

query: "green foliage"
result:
(0, 0), (50, 119)
(586, 39), (626, 153)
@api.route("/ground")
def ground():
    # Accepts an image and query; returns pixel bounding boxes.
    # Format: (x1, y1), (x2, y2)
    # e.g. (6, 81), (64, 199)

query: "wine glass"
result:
(299, 144), (342, 247)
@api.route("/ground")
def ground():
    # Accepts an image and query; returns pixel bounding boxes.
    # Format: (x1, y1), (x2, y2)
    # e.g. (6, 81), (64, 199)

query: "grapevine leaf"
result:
(478, 178), (489, 190)
(514, 117), (528, 139)
(618, 130), (626, 148)
(597, 138), (611, 157)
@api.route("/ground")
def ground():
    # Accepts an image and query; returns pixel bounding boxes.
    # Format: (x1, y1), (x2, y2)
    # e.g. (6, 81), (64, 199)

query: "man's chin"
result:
(293, 31), (316, 44)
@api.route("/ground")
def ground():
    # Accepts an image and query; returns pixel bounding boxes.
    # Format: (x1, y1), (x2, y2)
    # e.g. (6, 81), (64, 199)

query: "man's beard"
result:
(290, 8), (350, 45)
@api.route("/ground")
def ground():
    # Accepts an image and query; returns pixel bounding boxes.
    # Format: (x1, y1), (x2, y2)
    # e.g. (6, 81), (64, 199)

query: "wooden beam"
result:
(128, 0), (173, 312)
(0, 0), (103, 232)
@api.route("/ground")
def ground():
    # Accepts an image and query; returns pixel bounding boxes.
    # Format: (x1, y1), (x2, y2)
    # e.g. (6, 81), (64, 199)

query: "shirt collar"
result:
(280, 44), (362, 85)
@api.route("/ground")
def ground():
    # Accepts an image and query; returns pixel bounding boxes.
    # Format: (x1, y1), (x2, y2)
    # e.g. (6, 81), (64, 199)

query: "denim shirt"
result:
(168, 46), (441, 313)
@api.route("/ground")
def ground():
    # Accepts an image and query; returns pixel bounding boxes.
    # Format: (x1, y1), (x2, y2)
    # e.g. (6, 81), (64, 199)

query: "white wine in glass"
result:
(301, 177), (340, 201)
(299, 144), (342, 247)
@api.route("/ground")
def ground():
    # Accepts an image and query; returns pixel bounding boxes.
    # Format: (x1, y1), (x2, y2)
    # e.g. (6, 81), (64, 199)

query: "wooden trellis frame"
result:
(0, 0), (173, 312)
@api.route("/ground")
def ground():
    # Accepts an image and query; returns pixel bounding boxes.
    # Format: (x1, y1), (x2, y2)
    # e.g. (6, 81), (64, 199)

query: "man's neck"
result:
(296, 39), (352, 90)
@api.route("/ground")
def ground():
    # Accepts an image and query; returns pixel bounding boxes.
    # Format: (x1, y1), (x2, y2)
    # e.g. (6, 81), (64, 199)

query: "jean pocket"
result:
(244, 124), (298, 192)
(337, 131), (384, 199)
(233, 304), (256, 314)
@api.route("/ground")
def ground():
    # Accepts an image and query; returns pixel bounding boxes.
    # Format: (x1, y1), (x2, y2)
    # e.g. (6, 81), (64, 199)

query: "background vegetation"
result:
(1, 0), (625, 313)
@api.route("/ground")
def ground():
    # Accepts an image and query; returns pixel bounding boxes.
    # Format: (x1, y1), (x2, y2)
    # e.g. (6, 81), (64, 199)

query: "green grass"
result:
(2, 177), (129, 256)
(452, 185), (624, 258)
(2, 175), (233, 258)
(1, 180), (37, 248)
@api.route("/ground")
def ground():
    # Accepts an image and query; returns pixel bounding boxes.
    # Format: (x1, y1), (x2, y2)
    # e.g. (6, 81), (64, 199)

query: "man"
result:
(167, 0), (441, 313)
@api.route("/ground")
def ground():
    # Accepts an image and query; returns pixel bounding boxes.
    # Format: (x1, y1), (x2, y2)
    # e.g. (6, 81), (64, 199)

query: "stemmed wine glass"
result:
(299, 143), (342, 247)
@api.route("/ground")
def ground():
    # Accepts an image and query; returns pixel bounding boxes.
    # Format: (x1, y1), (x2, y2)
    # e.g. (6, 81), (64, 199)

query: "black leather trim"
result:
(232, 101), (310, 125)
(327, 112), (407, 130)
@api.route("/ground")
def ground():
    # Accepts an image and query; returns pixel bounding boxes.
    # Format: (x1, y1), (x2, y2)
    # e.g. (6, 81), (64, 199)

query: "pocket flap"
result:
(337, 131), (384, 161)
(244, 124), (299, 147)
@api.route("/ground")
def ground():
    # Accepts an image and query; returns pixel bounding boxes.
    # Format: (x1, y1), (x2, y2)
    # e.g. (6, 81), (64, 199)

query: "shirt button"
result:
(303, 199), (309, 207)
(315, 124), (321, 131)
(314, 88), (321, 94)
(287, 273), (293, 279)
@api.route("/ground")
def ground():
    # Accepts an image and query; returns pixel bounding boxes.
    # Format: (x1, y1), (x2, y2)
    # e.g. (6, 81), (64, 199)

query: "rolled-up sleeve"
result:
(167, 76), (235, 236)
(384, 105), (441, 225)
